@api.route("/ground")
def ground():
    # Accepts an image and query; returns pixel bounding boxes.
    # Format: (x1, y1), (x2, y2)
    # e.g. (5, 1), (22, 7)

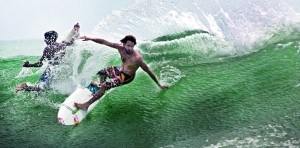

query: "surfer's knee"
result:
(97, 69), (107, 82)
(100, 82), (109, 90)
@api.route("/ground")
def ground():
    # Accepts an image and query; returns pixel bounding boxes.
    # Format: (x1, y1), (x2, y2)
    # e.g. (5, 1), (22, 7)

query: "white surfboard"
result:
(57, 85), (105, 125)
(64, 27), (80, 43)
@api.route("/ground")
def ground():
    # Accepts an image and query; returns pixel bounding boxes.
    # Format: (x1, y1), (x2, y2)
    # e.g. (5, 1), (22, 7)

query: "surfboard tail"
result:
(74, 115), (79, 125)
(58, 117), (65, 125)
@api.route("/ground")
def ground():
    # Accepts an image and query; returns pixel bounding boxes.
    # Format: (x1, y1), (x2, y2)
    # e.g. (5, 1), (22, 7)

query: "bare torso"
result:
(40, 42), (67, 65)
(118, 48), (141, 76)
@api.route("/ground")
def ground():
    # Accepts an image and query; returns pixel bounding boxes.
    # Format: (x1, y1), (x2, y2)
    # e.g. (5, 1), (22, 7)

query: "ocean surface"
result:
(1, 0), (300, 147)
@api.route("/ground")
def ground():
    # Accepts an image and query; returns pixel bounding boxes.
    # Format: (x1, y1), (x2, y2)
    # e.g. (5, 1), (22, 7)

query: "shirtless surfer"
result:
(15, 23), (80, 92)
(74, 35), (169, 110)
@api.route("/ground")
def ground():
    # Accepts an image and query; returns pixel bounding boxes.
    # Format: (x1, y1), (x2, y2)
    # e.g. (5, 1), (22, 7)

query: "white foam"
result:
(50, 41), (119, 94)
(93, 0), (300, 49)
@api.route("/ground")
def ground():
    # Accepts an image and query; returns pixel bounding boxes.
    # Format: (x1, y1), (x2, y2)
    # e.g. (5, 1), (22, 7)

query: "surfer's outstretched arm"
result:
(138, 58), (169, 89)
(80, 36), (121, 50)
(23, 51), (46, 67)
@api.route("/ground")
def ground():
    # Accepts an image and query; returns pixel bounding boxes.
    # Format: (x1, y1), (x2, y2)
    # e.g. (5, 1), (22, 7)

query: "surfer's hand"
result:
(80, 36), (90, 41)
(158, 84), (169, 89)
(23, 61), (30, 67)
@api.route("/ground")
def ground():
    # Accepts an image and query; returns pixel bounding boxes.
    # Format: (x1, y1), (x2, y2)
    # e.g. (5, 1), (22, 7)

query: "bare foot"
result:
(15, 83), (27, 93)
(74, 102), (89, 111)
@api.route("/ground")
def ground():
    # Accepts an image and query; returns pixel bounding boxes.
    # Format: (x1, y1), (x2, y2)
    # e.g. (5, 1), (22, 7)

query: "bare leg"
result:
(91, 75), (106, 87)
(99, 75), (105, 84)
(90, 75), (106, 87)
(74, 83), (108, 110)
(16, 83), (39, 93)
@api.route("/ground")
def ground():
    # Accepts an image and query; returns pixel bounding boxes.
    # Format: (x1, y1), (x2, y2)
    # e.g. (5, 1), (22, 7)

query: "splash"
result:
(93, 0), (300, 46)
(50, 0), (300, 92)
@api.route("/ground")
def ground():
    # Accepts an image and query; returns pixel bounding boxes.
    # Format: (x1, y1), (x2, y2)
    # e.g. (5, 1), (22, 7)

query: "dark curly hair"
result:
(120, 35), (136, 45)
(44, 31), (58, 43)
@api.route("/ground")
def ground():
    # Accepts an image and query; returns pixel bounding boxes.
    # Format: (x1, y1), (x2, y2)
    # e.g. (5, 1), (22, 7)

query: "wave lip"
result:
(94, 0), (300, 47)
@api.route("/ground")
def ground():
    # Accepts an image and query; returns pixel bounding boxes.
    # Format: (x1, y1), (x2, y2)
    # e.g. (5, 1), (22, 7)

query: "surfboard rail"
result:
(57, 86), (99, 125)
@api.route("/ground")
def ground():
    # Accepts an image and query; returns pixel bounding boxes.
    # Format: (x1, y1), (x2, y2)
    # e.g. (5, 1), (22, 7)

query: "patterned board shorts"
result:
(38, 66), (52, 90)
(97, 66), (135, 89)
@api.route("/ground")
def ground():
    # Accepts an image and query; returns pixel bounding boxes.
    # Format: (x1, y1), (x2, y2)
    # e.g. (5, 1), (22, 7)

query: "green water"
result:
(1, 28), (300, 147)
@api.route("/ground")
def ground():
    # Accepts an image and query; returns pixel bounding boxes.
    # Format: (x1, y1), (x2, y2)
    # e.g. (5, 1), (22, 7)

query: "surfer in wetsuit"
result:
(74, 35), (169, 110)
(15, 23), (80, 92)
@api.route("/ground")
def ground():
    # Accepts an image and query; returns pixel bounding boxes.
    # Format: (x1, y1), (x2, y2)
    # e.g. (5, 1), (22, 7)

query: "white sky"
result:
(0, 0), (135, 40)
(2, 0), (299, 41)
